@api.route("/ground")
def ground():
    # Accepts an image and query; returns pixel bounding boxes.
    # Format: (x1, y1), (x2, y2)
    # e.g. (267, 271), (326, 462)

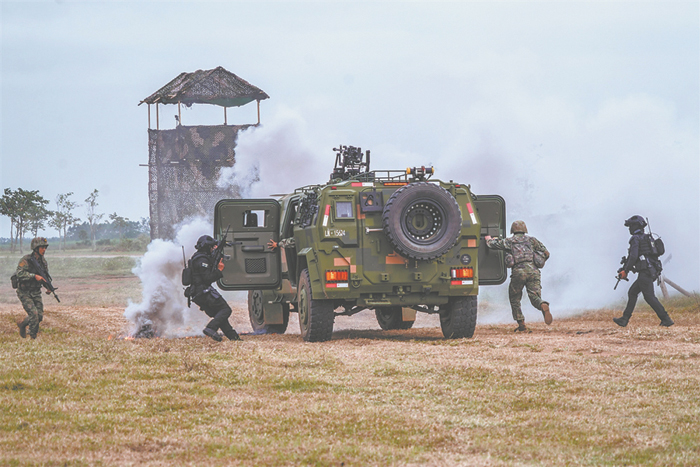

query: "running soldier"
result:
(485, 221), (552, 332)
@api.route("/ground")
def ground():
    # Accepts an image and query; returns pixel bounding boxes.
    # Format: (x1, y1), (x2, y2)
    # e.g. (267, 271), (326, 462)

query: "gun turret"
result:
(330, 145), (370, 181)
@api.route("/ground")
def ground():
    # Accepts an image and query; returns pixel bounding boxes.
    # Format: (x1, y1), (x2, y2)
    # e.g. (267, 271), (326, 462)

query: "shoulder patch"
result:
(201, 262), (209, 268)
(19, 260), (27, 268)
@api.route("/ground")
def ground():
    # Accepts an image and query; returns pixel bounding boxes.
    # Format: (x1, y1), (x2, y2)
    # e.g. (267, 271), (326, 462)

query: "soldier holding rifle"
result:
(187, 234), (241, 342)
(14, 237), (58, 339)
(613, 215), (674, 327)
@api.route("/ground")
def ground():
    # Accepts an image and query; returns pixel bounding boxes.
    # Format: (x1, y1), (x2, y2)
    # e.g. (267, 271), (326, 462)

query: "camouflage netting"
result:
(148, 125), (249, 239)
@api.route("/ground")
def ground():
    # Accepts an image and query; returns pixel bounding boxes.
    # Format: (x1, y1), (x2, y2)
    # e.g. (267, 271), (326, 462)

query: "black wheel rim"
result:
(401, 199), (446, 244)
(251, 291), (264, 326)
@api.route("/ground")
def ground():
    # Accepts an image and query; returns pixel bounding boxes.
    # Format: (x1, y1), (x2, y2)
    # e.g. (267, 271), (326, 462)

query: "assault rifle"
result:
(27, 255), (60, 302)
(614, 256), (629, 291)
(211, 224), (233, 274)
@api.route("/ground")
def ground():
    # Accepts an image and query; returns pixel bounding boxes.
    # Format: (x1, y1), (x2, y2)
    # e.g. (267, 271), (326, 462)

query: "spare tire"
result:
(382, 182), (462, 260)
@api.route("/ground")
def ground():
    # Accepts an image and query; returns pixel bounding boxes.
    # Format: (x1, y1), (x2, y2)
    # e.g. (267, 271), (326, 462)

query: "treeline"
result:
(0, 187), (149, 252)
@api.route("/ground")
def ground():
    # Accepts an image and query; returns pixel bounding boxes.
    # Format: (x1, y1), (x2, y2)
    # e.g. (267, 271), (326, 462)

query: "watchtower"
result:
(140, 67), (269, 239)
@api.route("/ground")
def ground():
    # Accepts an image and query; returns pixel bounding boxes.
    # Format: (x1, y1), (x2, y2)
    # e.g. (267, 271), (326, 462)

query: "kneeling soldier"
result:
(189, 235), (241, 342)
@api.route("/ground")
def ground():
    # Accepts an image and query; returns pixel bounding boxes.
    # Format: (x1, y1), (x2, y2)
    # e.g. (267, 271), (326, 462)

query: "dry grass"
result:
(1, 273), (699, 465)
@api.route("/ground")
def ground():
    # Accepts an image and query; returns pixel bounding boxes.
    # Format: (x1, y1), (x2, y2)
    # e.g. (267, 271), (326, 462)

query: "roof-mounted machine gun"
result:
(330, 145), (371, 181)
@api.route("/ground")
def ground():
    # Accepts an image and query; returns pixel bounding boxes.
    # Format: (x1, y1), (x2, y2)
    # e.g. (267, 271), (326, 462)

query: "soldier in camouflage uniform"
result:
(485, 221), (552, 332)
(15, 237), (52, 339)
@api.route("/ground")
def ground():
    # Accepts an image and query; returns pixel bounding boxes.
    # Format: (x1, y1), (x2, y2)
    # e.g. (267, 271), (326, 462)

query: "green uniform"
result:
(15, 253), (48, 338)
(486, 234), (549, 322)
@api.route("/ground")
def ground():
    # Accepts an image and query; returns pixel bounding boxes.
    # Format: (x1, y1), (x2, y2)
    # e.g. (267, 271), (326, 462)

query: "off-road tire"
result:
(298, 269), (335, 342)
(248, 290), (290, 334)
(382, 182), (462, 260)
(439, 296), (477, 338)
(375, 306), (415, 330)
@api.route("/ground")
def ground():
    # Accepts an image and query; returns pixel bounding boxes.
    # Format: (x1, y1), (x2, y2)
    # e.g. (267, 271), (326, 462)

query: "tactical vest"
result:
(633, 233), (663, 276)
(510, 235), (534, 266)
(189, 251), (212, 295)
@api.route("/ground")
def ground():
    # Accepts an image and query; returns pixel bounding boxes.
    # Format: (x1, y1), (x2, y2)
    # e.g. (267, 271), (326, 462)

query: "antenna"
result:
(182, 245), (187, 267)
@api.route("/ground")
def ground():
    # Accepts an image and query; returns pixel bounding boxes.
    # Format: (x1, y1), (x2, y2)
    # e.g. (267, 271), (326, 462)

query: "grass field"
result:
(1, 261), (699, 465)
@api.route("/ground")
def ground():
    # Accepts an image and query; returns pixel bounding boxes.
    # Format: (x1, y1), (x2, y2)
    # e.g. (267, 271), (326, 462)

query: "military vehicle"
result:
(214, 145), (506, 341)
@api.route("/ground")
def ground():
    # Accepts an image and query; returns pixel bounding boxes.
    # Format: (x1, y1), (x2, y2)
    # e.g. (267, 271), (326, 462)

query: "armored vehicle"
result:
(214, 146), (506, 341)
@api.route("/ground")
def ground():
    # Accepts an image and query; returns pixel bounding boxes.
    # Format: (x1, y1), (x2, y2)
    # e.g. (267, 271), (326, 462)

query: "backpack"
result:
(182, 259), (193, 286)
(647, 234), (665, 257)
(533, 251), (547, 269)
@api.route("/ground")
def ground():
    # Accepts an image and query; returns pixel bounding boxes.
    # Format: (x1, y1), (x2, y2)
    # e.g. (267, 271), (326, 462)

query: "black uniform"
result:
(190, 249), (240, 340)
(615, 220), (673, 327)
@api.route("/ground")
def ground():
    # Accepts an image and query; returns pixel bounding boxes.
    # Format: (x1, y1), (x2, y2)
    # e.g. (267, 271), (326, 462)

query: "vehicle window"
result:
(335, 201), (353, 219)
(243, 210), (266, 228)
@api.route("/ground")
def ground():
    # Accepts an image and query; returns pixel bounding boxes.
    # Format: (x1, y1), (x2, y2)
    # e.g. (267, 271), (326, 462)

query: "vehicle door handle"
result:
(241, 245), (265, 253)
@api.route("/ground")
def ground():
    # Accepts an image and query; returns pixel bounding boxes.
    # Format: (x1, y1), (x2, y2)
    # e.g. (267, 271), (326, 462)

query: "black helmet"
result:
(624, 215), (647, 229)
(195, 235), (216, 251)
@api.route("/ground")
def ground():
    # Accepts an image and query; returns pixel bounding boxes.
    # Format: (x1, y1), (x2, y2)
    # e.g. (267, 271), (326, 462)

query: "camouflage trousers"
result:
(17, 288), (44, 337)
(508, 268), (545, 322)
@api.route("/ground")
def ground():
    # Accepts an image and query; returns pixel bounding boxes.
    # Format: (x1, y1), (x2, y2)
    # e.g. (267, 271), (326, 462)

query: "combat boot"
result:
(613, 317), (629, 327)
(514, 320), (528, 332)
(541, 302), (552, 325)
(17, 320), (27, 339)
(659, 317), (674, 327)
(203, 327), (222, 342)
(224, 329), (241, 341)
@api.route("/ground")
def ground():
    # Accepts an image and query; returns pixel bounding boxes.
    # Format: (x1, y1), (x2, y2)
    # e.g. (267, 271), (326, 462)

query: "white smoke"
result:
(124, 217), (211, 337)
(217, 106), (331, 197)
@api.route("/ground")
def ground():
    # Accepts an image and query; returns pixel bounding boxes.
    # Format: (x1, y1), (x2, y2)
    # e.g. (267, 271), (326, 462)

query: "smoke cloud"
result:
(217, 106), (332, 197)
(123, 217), (211, 337)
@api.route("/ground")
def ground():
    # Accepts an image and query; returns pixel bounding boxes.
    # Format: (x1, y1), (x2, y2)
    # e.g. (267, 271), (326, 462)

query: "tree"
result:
(85, 189), (104, 251)
(49, 192), (80, 250)
(27, 201), (51, 238)
(1, 188), (50, 252)
(109, 212), (129, 239)
(0, 188), (19, 252)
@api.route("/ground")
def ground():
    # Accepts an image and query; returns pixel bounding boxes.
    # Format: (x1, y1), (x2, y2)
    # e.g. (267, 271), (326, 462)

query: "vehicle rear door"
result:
(474, 195), (507, 285)
(214, 199), (281, 290)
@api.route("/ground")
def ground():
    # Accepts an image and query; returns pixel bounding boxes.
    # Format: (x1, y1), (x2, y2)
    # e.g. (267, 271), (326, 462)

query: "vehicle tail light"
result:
(326, 270), (349, 282)
(451, 267), (474, 279)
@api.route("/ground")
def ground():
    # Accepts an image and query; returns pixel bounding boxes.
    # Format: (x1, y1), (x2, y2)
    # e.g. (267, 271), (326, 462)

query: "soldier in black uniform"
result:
(189, 235), (241, 341)
(613, 215), (674, 327)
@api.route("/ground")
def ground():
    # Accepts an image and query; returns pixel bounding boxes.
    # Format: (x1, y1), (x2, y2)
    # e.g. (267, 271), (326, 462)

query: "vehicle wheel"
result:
(248, 290), (290, 334)
(439, 296), (477, 338)
(382, 182), (462, 260)
(375, 306), (415, 330)
(298, 269), (335, 342)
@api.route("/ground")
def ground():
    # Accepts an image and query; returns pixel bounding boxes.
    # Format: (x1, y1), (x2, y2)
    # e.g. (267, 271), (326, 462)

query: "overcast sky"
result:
(1, 1), (698, 309)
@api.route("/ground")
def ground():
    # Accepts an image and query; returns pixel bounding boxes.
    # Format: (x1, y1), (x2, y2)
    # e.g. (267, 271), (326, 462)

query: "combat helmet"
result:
(31, 237), (49, 251)
(510, 220), (528, 234)
(195, 235), (216, 252)
(624, 215), (646, 229)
